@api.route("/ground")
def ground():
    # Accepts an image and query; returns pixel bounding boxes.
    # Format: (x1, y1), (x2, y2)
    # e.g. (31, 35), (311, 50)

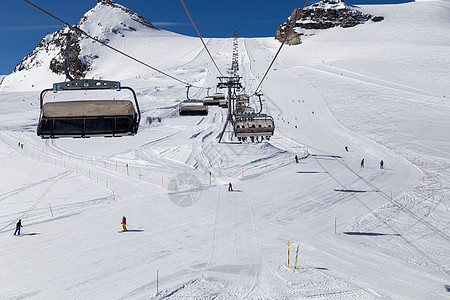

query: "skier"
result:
(361, 159), (365, 168)
(380, 160), (384, 169)
(121, 216), (127, 231)
(228, 182), (233, 192)
(345, 146), (348, 152)
(295, 155), (299, 163)
(14, 219), (23, 235)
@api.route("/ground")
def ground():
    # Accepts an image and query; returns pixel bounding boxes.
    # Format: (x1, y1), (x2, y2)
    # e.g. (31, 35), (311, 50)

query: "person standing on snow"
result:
(228, 183), (233, 192)
(121, 216), (127, 231)
(380, 160), (384, 169)
(345, 146), (348, 152)
(14, 219), (23, 235)
(361, 159), (365, 168)
(295, 155), (299, 163)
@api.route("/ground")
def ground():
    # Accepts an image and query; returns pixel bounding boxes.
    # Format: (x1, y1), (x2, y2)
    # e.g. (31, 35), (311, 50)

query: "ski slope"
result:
(0, 1), (449, 299)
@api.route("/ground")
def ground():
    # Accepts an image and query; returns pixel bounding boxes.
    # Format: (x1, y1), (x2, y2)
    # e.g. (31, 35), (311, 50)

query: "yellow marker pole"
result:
(294, 245), (299, 270)
(287, 241), (291, 268)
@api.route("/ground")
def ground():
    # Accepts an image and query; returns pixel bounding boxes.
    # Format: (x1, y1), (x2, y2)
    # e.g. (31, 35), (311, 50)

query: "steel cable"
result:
(253, 0), (309, 95)
(22, 0), (210, 89)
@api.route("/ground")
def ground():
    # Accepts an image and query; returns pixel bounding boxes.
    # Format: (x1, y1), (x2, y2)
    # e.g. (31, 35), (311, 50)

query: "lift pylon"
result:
(217, 76), (242, 143)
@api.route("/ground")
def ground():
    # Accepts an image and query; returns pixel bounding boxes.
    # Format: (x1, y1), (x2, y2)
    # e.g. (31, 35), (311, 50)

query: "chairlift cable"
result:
(180, 0), (224, 77)
(22, 0), (210, 90)
(253, 0), (309, 95)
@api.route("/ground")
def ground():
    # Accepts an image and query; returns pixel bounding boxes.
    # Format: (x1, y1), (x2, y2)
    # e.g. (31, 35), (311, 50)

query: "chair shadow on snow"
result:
(311, 154), (342, 159)
(334, 189), (368, 193)
(21, 233), (41, 236)
(344, 232), (401, 237)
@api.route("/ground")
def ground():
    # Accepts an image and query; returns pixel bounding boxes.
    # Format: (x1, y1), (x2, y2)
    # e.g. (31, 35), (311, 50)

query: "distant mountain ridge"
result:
(276, 0), (384, 45)
(9, 0), (158, 81)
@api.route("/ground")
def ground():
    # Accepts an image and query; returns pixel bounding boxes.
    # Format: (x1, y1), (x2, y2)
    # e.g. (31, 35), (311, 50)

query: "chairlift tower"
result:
(217, 76), (242, 143)
(231, 31), (239, 76)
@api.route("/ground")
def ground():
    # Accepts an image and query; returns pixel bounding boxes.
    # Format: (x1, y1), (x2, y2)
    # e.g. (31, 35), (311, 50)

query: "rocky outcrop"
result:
(275, 0), (384, 44)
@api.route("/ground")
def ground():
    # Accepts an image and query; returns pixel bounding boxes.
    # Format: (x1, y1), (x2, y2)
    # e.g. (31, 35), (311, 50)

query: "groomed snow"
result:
(0, 1), (448, 299)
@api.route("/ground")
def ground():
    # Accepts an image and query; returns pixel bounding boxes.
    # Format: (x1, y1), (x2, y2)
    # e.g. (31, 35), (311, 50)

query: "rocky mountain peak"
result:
(9, 0), (158, 81)
(275, 0), (384, 45)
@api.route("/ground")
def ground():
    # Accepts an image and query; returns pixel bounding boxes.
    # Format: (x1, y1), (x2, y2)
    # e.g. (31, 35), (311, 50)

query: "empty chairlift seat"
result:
(203, 96), (220, 106)
(37, 79), (140, 139)
(212, 93), (225, 100)
(179, 100), (208, 116)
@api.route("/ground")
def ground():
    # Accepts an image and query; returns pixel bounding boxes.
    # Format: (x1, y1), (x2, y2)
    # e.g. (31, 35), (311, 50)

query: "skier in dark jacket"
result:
(380, 160), (384, 169)
(228, 183), (233, 192)
(295, 155), (299, 163)
(14, 220), (23, 235)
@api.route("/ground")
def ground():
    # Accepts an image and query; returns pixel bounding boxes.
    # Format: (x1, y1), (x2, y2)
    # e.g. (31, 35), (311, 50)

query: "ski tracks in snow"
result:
(159, 187), (263, 299)
(0, 169), (71, 233)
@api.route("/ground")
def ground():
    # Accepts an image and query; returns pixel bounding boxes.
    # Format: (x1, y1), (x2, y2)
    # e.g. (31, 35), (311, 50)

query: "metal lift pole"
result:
(218, 76), (242, 143)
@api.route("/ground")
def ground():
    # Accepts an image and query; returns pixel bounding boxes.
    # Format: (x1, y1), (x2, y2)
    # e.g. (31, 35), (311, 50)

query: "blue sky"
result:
(0, 0), (412, 74)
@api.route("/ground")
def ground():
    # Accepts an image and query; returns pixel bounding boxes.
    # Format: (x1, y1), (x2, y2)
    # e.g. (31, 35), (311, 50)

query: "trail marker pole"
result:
(49, 203), (53, 218)
(294, 245), (299, 270)
(287, 241), (291, 268)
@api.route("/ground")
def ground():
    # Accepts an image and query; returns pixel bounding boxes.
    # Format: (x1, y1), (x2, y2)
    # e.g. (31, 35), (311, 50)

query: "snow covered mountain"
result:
(0, 0), (449, 299)
(276, 0), (384, 45)
(0, 0), (159, 90)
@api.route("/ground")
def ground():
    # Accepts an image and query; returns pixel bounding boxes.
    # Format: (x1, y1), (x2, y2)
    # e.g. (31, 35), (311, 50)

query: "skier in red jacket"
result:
(121, 216), (127, 231)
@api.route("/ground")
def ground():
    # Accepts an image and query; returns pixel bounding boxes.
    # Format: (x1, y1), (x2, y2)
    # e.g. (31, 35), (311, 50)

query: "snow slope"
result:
(0, 1), (448, 299)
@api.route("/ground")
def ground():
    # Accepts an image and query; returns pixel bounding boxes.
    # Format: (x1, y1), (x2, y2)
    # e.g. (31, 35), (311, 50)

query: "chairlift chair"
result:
(179, 85), (208, 116)
(179, 99), (208, 116)
(37, 79), (141, 139)
(219, 99), (228, 108)
(203, 96), (220, 106)
(212, 93), (225, 100)
(234, 113), (275, 141)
